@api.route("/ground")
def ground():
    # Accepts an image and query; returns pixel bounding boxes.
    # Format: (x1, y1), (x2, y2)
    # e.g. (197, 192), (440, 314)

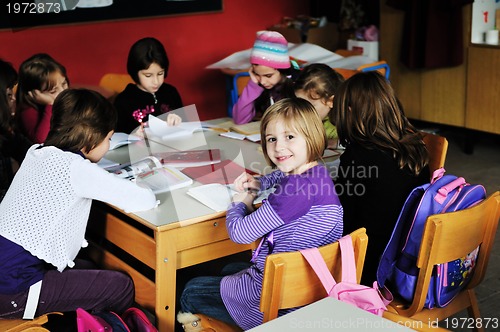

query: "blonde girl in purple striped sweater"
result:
(179, 98), (343, 330)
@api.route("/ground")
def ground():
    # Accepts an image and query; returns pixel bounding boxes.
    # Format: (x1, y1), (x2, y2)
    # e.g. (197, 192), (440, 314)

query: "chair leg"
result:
(466, 290), (484, 332)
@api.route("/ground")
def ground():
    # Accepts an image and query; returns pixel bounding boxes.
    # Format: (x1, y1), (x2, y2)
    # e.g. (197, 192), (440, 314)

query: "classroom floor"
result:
(415, 123), (500, 331)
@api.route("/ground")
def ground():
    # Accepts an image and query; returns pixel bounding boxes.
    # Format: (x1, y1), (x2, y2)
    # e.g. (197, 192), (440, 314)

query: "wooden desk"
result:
(87, 201), (255, 332)
(247, 297), (414, 331)
(87, 120), (268, 332)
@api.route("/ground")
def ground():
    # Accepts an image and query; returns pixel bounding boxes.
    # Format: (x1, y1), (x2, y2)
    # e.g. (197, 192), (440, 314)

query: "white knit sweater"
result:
(0, 145), (157, 272)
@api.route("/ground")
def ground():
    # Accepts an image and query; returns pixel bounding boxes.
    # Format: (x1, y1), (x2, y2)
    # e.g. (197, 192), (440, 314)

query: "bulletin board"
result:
(1, 0), (223, 30)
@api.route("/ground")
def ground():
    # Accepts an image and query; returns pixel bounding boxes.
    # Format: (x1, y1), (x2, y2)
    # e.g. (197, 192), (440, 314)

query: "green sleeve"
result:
(323, 118), (338, 139)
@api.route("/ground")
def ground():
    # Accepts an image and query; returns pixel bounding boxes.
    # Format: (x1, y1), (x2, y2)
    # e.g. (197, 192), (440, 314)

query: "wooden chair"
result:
(331, 51), (391, 80)
(384, 191), (500, 332)
(0, 312), (62, 332)
(357, 60), (391, 79)
(383, 311), (451, 332)
(332, 67), (359, 79)
(228, 71), (250, 117)
(259, 228), (368, 323)
(421, 132), (449, 176)
(98, 73), (134, 101)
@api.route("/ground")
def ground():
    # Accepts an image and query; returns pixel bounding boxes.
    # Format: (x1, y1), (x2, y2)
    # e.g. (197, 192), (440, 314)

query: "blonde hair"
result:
(260, 98), (326, 168)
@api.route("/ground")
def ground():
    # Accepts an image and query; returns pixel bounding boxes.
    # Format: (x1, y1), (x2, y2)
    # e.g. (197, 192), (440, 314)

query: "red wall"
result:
(0, 0), (309, 120)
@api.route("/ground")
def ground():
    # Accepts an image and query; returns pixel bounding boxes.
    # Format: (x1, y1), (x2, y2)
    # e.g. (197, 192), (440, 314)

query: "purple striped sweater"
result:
(220, 165), (343, 330)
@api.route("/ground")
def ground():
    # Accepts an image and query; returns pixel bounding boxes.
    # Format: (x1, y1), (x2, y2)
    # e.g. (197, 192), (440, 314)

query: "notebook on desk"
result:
(230, 121), (261, 136)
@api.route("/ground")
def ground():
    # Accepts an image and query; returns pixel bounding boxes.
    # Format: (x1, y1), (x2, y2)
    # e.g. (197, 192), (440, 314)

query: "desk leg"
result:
(155, 231), (177, 332)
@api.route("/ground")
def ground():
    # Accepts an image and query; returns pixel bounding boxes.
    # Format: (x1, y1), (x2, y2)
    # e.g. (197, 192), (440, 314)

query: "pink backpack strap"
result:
(300, 247), (337, 293)
(435, 177), (466, 204)
(338, 235), (357, 284)
(431, 167), (445, 184)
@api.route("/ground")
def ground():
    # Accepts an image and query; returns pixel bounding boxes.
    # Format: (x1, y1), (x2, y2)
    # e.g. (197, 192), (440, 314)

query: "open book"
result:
(112, 156), (193, 193)
(219, 132), (261, 142)
(109, 132), (141, 150)
(186, 183), (274, 212)
(230, 121), (261, 136)
(147, 114), (204, 140)
(219, 121), (261, 142)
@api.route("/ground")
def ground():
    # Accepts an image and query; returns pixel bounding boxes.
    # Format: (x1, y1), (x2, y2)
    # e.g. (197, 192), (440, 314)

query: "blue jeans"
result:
(179, 262), (251, 326)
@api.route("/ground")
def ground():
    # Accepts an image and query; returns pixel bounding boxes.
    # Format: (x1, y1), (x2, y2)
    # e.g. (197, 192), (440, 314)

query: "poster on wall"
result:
(1, 0), (223, 30)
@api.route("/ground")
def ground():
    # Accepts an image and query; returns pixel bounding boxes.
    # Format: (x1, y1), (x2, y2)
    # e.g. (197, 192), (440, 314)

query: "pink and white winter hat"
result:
(250, 30), (290, 69)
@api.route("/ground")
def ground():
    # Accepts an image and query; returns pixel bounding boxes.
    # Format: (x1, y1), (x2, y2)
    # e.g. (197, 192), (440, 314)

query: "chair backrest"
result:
(98, 73), (134, 94)
(357, 60), (391, 80)
(228, 72), (250, 117)
(407, 191), (500, 315)
(259, 228), (368, 323)
(421, 132), (448, 176)
(332, 67), (359, 79)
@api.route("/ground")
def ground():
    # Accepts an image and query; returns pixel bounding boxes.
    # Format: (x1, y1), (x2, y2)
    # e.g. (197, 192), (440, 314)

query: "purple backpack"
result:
(376, 168), (486, 308)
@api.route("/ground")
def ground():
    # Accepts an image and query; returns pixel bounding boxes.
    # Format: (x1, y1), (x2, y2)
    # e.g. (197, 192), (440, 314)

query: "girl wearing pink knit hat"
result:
(232, 31), (299, 124)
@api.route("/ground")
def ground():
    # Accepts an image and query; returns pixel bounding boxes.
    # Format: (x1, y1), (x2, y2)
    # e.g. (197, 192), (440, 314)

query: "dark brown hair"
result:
(332, 71), (428, 175)
(294, 63), (344, 102)
(127, 37), (169, 83)
(0, 59), (18, 137)
(253, 67), (299, 120)
(16, 53), (68, 111)
(44, 89), (117, 154)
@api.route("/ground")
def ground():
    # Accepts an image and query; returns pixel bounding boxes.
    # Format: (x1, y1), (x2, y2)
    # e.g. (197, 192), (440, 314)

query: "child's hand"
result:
(234, 172), (261, 192)
(248, 68), (259, 85)
(232, 190), (257, 212)
(166, 113), (182, 126)
(28, 89), (56, 106)
(132, 125), (145, 138)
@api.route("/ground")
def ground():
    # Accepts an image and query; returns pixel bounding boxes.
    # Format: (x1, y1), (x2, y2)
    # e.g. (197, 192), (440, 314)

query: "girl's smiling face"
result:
(137, 62), (165, 94)
(265, 119), (316, 175)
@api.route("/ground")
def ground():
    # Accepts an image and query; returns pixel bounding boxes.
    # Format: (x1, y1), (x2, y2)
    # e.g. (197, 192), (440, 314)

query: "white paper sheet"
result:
(206, 42), (377, 71)
(207, 43), (345, 70)
(147, 114), (203, 140)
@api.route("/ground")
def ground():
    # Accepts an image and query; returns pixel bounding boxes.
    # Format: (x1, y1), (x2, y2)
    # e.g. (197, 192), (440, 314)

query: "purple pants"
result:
(0, 260), (134, 318)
